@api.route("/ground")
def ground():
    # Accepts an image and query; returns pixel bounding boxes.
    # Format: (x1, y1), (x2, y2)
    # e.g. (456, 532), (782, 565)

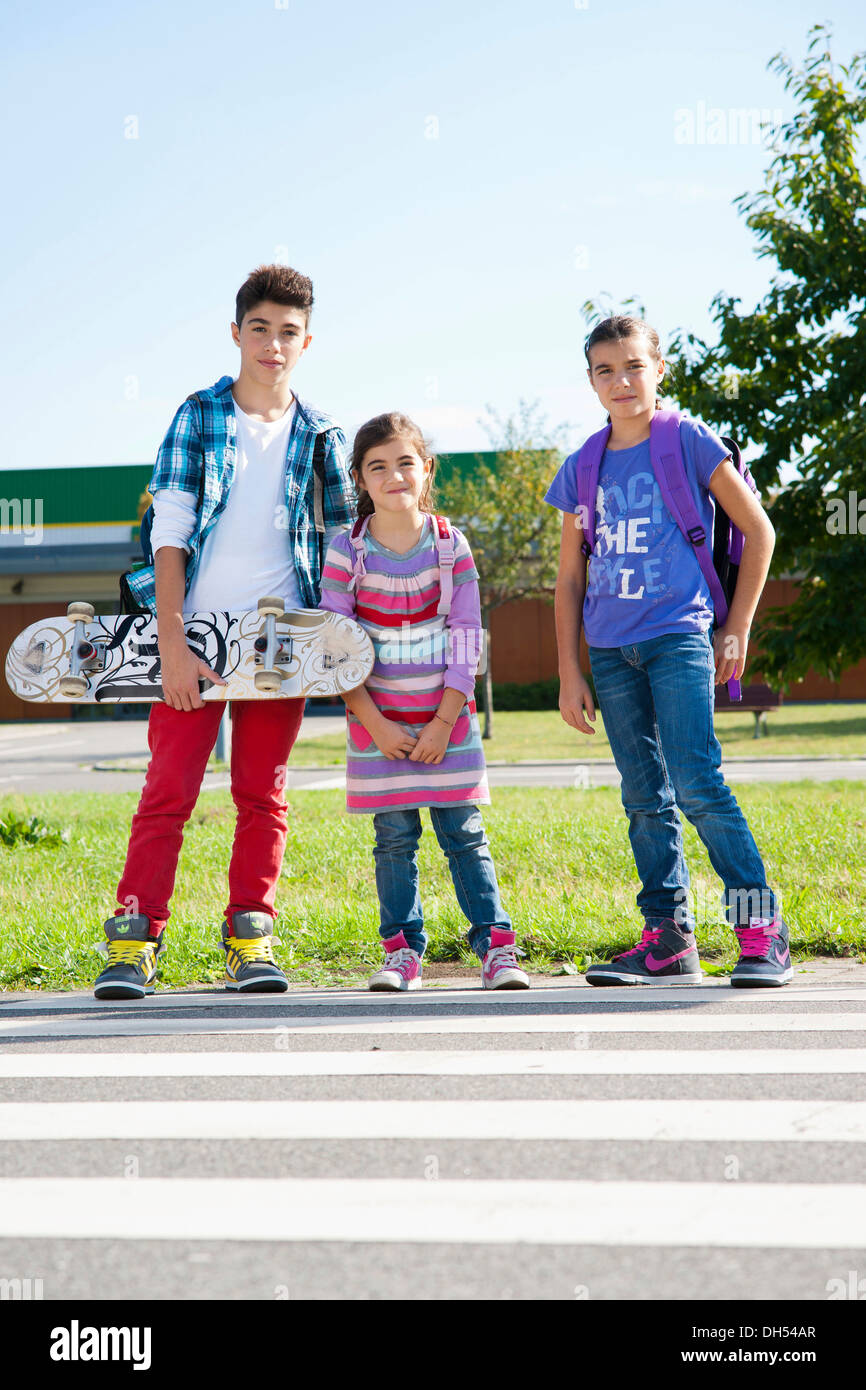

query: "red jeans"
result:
(115, 698), (306, 935)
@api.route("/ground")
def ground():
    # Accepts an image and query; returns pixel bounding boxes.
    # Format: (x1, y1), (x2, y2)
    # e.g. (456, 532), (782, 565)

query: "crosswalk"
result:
(1, 980), (865, 1299)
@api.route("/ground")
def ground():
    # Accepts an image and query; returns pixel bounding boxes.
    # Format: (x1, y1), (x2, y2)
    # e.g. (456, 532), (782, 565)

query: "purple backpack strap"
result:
(575, 424), (611, 558)
(649, 410), (742, 701)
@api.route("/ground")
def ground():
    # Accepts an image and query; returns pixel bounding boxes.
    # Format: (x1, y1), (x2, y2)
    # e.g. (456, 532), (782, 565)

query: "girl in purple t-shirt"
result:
(546, 315), (792, 987)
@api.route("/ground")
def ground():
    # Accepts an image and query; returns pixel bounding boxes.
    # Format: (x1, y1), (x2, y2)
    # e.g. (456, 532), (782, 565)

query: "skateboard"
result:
(5, 599), (374, 704)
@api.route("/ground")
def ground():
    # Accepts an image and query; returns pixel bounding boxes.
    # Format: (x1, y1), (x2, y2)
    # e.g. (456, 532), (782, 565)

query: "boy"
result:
(95, 264), (355, 999)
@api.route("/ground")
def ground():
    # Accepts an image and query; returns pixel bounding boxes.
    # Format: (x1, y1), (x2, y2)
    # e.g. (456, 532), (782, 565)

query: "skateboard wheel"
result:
(59, 674), (89, 699)
(67, 601), (95, 622)
(257, 597), (286, 618)
(254, 669), (282, 693)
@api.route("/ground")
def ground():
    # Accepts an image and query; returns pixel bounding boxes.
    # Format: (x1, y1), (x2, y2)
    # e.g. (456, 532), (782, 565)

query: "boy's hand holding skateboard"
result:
(158, 633), (227, 712)
(155, 549), (226, 710)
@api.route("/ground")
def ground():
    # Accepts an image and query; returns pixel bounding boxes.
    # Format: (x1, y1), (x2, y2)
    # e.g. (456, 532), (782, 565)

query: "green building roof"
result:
(0, 453), (494, 528)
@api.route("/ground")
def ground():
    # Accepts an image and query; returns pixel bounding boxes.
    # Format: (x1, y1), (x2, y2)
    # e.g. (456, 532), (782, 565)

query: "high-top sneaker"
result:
(586, 920), (703, 986)
(221, 911), (288, 993)
(368, 931), (423, 991)
(481, 927), (530, 989)
(94, 914), (163, 1000)
(731, 917), (794, 987)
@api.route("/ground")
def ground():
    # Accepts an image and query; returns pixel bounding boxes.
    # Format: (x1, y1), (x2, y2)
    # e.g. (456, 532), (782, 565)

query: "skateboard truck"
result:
(59, 602), (109, 698)
(253, 597), (293, 692)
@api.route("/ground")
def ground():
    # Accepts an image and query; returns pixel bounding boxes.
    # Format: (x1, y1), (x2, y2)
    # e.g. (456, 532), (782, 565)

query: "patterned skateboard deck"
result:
(5, 607), (374, 704)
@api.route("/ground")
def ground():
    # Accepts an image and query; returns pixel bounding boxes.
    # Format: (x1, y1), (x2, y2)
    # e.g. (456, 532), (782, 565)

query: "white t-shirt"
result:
(150, 397), (302, 614)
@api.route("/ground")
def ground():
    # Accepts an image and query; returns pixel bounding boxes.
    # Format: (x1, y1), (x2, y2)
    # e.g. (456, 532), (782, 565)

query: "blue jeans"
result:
(589, 631), (777, 929)
(372, 805), (511, 959)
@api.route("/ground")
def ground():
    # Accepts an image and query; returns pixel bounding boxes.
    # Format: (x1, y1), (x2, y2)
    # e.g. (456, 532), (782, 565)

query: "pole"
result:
(215, 707), (231, 763)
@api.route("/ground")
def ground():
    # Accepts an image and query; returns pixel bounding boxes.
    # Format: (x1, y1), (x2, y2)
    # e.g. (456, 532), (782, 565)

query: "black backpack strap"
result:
(186, 391), (207, 512)
(118, 391), (207, 616)
(312, 430), (327, 566)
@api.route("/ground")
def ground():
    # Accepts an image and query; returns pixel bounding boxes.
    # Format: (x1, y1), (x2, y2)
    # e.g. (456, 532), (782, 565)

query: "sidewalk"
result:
(2, 956), (865, 1006)
(1, 720), (865, 793)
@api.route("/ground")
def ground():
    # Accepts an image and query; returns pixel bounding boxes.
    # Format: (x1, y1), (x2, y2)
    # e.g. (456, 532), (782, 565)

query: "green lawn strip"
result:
(0, 783), (863, 991)
(285, 704), (866, 767)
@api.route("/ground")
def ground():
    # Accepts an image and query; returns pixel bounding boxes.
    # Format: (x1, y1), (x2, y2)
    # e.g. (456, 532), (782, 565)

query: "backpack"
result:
(346, 513), (456, 616)
(120, 393), (328, 614)
(574, 408), (758, 701)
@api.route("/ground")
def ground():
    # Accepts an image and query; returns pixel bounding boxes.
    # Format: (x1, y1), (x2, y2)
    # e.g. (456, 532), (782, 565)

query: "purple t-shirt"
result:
(544, 415), (730, 647)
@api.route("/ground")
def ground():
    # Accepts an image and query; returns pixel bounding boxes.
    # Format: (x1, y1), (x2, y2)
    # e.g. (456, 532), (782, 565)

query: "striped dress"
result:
(319, 515), (491, 814)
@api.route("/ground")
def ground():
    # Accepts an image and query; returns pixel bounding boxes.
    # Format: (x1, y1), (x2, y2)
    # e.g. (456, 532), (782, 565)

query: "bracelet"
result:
(434, 713), (456, 727)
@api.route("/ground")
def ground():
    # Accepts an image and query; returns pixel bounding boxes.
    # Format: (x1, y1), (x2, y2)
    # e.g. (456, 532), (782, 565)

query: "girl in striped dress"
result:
(319, 411), (529, 992)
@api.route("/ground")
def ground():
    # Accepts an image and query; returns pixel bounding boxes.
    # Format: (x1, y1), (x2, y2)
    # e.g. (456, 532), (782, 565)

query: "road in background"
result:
(1, 721), (865, 794)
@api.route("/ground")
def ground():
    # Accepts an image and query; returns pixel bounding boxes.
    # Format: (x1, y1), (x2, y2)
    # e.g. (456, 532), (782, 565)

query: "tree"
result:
(435, 401), (566, 736)
(666, 25), (866, 687)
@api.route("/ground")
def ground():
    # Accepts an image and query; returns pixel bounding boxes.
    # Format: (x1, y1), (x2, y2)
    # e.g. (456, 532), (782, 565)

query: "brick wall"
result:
(3, 579), (866, 721)
(487, 579), (866, 699)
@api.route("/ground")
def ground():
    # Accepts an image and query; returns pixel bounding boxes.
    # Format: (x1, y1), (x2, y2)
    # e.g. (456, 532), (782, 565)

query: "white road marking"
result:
(0, 1177), (864, 1247)
(0, 740), (85, 757)
(2, 1099), (865, 1141)
(1, 1049), (865, 1078)
(290, 775), (346, 789)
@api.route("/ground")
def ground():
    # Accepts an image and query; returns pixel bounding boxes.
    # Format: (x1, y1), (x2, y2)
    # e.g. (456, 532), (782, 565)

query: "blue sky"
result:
(1, 0), (862, 468)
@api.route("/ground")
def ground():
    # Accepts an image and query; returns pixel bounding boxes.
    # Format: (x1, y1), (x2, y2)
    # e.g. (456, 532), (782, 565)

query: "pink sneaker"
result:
(368, 931), (423, 991)
(481, 927), (530, 990)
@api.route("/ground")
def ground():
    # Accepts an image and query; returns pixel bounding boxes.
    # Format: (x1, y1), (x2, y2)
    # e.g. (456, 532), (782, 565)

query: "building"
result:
(2, 458), (864, 721)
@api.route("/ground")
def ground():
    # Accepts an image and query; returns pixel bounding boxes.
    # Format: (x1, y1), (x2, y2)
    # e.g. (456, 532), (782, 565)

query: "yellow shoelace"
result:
(226, 936), (277, 964)
(106, 940), (157, 967)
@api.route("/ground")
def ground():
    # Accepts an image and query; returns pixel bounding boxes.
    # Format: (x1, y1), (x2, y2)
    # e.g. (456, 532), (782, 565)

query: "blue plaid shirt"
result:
(124, 375), (356, 615)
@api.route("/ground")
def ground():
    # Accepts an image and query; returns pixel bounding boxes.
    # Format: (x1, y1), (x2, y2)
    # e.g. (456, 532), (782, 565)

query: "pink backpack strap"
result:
(434, 515), (455, 617)
(347, 515), (370, 592)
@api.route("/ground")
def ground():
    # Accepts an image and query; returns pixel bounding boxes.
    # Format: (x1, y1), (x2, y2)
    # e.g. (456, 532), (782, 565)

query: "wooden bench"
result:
(714, 682), (782, 738)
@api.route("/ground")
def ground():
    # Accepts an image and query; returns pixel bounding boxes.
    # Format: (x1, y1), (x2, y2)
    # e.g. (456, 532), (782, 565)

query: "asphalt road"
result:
(1, 719), (865, 793)
(1, 965), (865, 1300)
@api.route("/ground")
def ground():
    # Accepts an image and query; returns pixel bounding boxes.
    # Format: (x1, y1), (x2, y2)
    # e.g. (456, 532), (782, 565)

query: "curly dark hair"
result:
(235, 264), (314, 330)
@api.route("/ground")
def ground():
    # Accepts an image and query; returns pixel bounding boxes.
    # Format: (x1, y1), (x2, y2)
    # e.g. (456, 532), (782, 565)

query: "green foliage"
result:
(0, 812), (69, 849)
(482, 677), (561, 710)
(435, 400), (567, 614)
(436, 401), (570, 733)
(665, 25), (866, 687)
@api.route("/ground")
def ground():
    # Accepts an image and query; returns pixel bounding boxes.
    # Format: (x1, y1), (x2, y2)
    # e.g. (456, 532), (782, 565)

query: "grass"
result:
(285, 703), (866, 766)
(0, 782), (864, 992)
